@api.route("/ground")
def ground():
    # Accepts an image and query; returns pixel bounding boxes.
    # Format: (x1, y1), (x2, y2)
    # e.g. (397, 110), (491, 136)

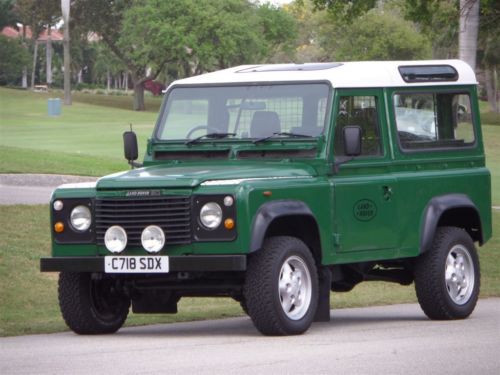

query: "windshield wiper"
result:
(252, 132), (314, 144)
(185, 132), (236, 146)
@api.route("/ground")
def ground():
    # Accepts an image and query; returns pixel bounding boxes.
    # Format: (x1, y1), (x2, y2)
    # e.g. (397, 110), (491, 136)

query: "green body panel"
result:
(96, 161), (318, 189)
(49, 83), (492, 267)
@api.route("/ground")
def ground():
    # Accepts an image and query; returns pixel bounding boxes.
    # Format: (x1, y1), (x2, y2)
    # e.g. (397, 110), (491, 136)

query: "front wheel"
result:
(243, 236), (318, 335)
(58, 272), (130, 334)
(414, 227), (480, 320)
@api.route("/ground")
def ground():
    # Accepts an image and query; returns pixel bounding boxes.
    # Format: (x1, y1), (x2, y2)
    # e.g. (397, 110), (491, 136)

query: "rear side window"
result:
(394, 92), (475, 150)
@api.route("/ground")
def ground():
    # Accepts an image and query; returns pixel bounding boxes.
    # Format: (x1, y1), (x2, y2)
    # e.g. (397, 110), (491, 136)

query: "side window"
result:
(394, 92), (475, 150)
(334, 96), (381, 156)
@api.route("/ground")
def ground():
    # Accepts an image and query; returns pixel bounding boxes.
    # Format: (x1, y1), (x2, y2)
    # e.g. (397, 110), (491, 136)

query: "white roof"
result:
(172, 60), (476, 88)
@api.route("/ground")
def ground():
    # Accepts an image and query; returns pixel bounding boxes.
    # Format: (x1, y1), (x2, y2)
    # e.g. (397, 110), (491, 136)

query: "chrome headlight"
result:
(70, 205), (91, 232)
(104, 226), (127, 253)
(141, 225), (165, 253)
(199, 202), (222, 229)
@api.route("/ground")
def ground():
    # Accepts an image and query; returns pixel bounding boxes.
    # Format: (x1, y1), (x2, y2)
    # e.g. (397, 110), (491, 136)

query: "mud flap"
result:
(314, 267), (332, 322)
(132, 291), (178, 314)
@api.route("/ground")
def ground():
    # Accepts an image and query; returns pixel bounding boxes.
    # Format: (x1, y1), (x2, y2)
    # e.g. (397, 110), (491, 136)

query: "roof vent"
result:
(399, 65), (458, 83)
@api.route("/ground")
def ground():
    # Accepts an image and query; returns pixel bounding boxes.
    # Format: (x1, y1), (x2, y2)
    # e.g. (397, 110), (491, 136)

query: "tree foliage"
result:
(311, 0), (377, 23)
(0, 35), (30, 84)
(401, 0), (458, 58)
(320, 9), (431, 60)
(0, 0), (17, 29)
(256, 3), (298, 62)
(296, 1), (431, 61)
(71, 0), (297, 110)
(15, 0), (60, 35)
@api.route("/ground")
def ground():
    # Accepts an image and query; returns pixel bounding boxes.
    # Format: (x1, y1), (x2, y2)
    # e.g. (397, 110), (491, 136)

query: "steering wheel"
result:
(186, 125), (220, 139)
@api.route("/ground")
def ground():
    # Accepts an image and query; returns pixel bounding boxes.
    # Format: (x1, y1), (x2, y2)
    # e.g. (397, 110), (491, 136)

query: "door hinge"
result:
(332, 233), (341, 247)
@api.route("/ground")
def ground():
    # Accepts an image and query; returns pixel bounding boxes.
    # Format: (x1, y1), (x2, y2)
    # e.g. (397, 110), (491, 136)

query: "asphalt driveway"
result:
(0, 174), (97, 204)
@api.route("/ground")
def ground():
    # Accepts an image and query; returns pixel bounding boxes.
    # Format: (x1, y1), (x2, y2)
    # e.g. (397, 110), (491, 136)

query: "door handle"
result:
(382, 186), (393, 201)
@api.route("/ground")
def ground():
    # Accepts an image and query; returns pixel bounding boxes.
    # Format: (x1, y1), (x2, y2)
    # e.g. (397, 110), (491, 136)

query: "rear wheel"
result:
(243, 236), (318, 335)
(414, 227), (480, 320)
(59, 272), (130, 334)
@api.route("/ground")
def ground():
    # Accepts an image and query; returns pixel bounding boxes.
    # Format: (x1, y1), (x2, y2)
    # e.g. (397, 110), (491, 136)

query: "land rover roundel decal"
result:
(353, 199), (377, 221)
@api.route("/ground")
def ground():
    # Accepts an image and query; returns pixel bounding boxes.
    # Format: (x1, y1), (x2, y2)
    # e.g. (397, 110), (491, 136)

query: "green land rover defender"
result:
(41, 61), (492, 336)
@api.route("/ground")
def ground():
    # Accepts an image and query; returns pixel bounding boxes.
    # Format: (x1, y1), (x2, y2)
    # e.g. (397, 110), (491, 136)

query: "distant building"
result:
(1, 25), (63, 42)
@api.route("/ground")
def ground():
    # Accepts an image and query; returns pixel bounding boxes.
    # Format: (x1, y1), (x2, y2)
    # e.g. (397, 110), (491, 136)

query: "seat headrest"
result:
(250, 111), (281, 138)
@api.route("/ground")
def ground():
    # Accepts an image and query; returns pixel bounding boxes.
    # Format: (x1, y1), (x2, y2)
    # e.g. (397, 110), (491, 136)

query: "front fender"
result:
(249, 200), (315, 252)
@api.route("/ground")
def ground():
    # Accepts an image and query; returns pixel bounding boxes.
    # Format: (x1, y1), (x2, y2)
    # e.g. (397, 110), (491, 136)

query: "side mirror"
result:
(123, 131), (138, 162)
(343, 126), (362, 156)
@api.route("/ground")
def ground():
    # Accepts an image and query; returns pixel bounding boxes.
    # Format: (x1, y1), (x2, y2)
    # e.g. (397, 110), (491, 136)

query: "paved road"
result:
(1, 299), (499, 375)
(0, 174), (97, 205)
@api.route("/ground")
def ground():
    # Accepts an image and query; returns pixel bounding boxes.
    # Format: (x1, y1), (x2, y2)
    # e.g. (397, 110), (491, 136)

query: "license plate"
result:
(105, 256), (169, 273)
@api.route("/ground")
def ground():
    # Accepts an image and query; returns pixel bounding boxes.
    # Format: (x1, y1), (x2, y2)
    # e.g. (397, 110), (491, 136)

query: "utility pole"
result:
(61, 0), (71, 105)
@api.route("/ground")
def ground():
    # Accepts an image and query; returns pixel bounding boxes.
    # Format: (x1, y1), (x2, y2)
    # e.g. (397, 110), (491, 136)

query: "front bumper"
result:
(40, 255), (246, 273)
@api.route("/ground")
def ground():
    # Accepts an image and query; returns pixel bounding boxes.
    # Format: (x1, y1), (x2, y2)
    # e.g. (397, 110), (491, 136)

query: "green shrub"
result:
(0, 35), (30, 86)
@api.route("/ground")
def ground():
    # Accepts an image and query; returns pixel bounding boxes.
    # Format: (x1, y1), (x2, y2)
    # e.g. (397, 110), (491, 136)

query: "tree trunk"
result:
(31, 41), (38, 88)
(22, 67), (28, 88)
(63, 23), (72, 105)
(124, 73), (128, 93)
(62, 0), (71, 105)
(496, 68), (499, 113)
(21, 26), (28, 89)
(485, 66), (499, 113)
(46, 27), (52, 86)
(77, 69), (83, 84)
(133, 82), (145, 111)
(459, 0), (480, 71)
(107, 69), (111, 92)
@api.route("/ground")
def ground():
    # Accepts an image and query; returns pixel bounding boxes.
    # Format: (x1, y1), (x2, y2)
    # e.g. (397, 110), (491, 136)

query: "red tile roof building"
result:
(1, 25), (63, 41)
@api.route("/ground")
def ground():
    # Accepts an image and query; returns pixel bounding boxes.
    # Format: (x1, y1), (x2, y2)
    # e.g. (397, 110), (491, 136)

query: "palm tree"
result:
(459, 0), (480, 71)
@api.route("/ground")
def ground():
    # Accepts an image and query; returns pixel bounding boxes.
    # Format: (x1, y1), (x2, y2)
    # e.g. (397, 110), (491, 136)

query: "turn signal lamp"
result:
(224, 218), (235, 230)
(54, 222), (64, 233)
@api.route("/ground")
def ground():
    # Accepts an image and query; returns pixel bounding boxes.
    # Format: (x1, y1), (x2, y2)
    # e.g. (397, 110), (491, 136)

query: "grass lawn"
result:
(1, 205), (498, 337)
(0, 87), (499, 336)
(0, 88), (156, 175)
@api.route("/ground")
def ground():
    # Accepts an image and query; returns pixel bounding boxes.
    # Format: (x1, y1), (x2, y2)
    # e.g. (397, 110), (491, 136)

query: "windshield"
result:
(155, 83), (330, 141)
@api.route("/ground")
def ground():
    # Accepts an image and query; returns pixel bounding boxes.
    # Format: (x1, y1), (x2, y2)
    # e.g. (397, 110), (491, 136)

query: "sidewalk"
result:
(0, 174), (97, 205)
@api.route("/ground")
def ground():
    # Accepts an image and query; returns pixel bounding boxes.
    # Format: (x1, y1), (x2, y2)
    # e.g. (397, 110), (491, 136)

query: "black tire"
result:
(243, 236), (318, 335)
(58, 272), (130, 334)
(414, 227), (480, 320)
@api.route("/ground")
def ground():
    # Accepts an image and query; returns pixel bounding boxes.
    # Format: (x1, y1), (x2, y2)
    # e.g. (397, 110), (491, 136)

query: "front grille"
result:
(95, 196), (192, 247)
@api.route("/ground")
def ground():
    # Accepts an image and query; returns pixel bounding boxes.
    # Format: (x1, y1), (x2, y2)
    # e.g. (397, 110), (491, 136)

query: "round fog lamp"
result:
(141, 225), (165, 253)
(200, 202), (222, 229)
(70, 205), (91, 232)
(104, 226), (127, 253)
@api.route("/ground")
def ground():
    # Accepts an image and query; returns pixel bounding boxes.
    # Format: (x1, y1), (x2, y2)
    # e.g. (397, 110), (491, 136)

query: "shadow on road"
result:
(110, 306), (429, 338)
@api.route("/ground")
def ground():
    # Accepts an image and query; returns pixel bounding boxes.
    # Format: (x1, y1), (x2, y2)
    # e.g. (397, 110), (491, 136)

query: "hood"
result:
(96, 162), (317, 189)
